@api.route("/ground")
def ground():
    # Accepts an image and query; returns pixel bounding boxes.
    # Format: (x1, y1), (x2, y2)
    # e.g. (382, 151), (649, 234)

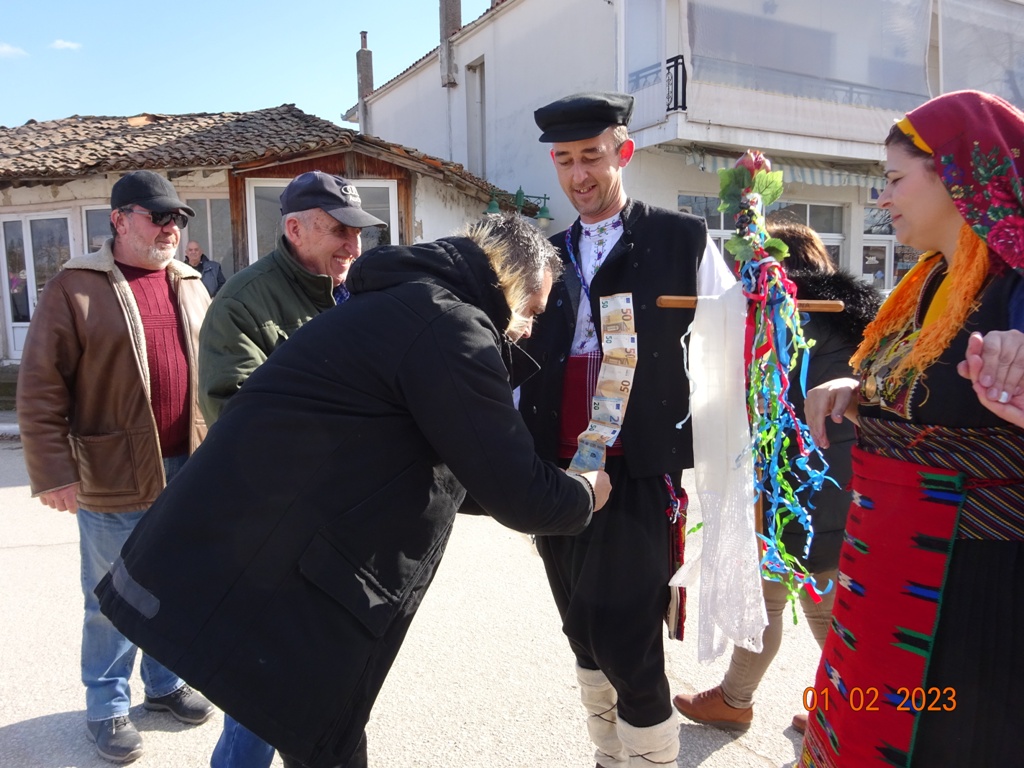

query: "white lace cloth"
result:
(670, 281), (767, 662)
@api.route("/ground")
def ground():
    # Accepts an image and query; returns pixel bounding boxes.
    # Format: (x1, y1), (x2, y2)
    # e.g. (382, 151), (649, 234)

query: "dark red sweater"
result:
(117, 262), (189, 457)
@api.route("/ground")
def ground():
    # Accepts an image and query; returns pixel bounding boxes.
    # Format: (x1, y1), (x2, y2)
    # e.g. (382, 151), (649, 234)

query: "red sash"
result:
(557, 352), (624, 460)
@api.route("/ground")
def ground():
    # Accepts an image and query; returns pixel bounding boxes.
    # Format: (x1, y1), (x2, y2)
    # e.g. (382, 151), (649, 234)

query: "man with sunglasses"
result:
(17, 170), (215, 763)
(198, 170), (384, 768)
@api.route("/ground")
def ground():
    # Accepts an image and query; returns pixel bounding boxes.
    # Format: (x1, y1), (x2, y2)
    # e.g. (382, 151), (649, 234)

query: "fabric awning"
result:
(687, 149), (886, 190)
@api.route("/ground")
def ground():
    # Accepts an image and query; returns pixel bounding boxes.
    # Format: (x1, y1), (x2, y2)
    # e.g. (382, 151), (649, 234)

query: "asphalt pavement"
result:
(0, 415), (817, 767)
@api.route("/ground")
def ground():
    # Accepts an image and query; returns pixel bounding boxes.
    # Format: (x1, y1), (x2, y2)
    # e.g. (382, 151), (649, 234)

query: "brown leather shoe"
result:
(792, 711), (807, 734)
(672, 686), (753, 732)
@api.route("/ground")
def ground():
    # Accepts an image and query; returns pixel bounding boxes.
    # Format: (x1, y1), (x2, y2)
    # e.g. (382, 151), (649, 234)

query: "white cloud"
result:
(50, 39), (81, 51)
(0, 43), (28, 58)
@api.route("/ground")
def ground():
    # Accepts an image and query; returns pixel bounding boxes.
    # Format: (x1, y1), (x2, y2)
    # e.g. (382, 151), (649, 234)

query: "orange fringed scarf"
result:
(850, 223), (991, 382)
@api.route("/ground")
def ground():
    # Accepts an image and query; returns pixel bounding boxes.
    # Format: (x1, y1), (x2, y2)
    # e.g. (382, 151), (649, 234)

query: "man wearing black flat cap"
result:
(17, 169), (214, 763)
(520, 91), (734, 768)
(198, 170), (385, 767)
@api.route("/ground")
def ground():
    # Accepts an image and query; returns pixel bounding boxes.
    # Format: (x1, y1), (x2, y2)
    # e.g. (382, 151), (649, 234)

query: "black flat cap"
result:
(535, 92), (634, 143)
(110, 170), (195, 216)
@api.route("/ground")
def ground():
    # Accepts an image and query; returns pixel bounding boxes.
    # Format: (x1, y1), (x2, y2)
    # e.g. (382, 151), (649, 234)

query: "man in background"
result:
(185, 239), (226, 297)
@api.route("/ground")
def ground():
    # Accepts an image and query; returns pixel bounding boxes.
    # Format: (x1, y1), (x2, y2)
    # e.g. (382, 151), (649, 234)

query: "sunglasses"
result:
(121, 207), (190, 229)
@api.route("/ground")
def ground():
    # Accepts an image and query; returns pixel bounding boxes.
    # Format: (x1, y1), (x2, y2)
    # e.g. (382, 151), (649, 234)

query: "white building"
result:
(346, 0), (1024, 290)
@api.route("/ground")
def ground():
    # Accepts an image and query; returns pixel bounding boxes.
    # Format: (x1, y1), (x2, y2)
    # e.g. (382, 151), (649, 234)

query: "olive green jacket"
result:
(198, 235), (335, 422)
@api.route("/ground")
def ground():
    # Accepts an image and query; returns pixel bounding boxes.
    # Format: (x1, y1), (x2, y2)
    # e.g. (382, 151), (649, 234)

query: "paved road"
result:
(0, 427), (817, 767)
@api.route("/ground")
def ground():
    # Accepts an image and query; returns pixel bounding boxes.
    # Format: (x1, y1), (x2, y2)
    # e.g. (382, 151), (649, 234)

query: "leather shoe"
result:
(86, 715), (143, 763)
(672, 685), (753, 732)
(143, 684), (215, 725)
(792, 711), (807, 733)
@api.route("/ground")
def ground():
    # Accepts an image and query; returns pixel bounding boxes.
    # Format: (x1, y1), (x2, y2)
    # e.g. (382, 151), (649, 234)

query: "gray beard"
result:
(138, 245), (175, 269)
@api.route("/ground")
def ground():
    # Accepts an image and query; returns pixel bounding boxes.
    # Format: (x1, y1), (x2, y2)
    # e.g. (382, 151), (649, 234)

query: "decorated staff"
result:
(718, 150), (831, 602)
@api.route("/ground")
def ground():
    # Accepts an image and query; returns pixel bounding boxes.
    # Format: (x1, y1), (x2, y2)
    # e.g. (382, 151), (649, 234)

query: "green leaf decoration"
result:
(762, 237), (791, 260)
(752, 170), (785, 206)
(725, 236), (754, 262)
(718, 167), (751, 213)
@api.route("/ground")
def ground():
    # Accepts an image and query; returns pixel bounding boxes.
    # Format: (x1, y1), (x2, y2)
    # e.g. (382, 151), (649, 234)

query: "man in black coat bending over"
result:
(519, 92), (734, 768)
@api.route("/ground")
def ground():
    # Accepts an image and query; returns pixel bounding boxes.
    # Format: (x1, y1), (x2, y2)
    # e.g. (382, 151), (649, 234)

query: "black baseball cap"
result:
(535, 92), (635, 143)
(280, 171), (386, 228)
(110, 170), (195, 216)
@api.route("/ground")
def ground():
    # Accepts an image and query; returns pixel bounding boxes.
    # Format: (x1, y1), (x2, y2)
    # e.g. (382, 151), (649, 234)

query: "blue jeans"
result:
(211, 715), (275, 768)
(78, 454), (187, 722)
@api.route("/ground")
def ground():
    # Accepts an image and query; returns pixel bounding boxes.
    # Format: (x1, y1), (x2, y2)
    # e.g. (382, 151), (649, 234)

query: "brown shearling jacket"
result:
(17, 238), (210, 512)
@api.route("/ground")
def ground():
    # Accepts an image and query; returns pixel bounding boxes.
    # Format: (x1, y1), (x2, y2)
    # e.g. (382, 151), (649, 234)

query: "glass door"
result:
(1, 213), (72, 359)
(861, 237), (894, 292)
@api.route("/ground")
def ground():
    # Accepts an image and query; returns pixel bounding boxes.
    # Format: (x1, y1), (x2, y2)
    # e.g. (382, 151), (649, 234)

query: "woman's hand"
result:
(957, 330), (1024, 428)
(804, 377), (860, 448)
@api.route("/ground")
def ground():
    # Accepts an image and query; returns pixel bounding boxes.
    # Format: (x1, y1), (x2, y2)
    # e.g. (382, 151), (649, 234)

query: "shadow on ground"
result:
(0, 706), (198, 768)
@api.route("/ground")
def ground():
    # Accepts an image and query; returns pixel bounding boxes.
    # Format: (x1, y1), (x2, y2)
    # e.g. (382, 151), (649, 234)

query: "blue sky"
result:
(0, 0), (492, 128)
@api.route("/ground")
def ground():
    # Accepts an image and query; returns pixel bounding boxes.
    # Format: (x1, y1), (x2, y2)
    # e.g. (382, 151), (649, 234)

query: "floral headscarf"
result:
(898, 89), (1024, 270)
(851, 90), (1024, 389)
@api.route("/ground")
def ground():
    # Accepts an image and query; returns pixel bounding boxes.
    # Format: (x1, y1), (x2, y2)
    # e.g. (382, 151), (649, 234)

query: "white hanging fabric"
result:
(670, 281), (767, 663)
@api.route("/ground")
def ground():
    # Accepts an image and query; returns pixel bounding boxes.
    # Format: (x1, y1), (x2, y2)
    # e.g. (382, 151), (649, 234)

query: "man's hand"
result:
(957, 330), (1024, 428)
(580, 470), (612, 511)
(39, 482), (79, 515)
(804, 377), (860, 449)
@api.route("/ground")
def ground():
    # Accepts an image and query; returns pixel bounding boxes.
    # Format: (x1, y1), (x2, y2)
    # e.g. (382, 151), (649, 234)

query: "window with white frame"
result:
(679, 194), (844, 272)
(244, 179), (398, 265)
(83, 207), (111, 253)
(184, 197), (233, 278)
(863, 206), (922, 291)
(1, 211), (74, 358)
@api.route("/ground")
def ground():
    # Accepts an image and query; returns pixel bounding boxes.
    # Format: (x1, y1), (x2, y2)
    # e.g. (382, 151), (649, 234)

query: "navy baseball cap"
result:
(110, 170), (195, 216)
(535, 92), (635, 143)
(280, 171), (386, 228)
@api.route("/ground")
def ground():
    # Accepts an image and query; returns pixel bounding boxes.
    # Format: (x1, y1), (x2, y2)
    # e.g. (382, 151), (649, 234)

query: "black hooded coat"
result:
(96, 236), (592, 767)
(780, 269), (881, 572)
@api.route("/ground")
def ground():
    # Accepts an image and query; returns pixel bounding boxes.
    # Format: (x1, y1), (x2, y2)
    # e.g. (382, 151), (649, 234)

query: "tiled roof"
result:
(0, 104), (354, 181)
(0, 104), (505, 201)
(0, 104), (516, 207)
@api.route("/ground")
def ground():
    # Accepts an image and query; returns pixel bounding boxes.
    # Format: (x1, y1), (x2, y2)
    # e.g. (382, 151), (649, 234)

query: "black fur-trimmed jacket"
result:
(782, 269), (881, 572)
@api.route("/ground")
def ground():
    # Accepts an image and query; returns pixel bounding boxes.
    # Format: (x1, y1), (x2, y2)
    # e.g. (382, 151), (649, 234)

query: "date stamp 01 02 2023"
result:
(803, 686), (958, 713)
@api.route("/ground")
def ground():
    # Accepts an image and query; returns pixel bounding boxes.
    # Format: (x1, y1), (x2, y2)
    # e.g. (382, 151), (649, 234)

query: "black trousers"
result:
(535, 457), (674, 727)
(282, 732), (368, 768)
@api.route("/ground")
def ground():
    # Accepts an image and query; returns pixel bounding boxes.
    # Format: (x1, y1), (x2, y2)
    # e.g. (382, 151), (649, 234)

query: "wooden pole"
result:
(657, 296), (845, 312)
(659, 294), (845, 539)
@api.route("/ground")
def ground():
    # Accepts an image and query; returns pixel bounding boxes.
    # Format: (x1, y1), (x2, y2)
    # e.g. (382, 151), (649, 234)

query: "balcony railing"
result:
(666, 55), (687, 112)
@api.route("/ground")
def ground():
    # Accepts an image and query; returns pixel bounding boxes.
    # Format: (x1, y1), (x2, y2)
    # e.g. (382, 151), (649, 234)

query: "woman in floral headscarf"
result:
(801, 90), (1024, 767)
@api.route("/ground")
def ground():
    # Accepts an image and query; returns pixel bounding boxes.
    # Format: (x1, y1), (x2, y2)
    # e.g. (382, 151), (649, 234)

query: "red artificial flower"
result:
(735, 150), (771, 176)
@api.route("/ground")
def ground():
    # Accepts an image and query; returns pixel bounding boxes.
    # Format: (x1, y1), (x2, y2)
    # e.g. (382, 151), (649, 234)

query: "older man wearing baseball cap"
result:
(198, 170), (384, 768)
(17, 169), (214, 763)
(198, 170), (386, 423)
